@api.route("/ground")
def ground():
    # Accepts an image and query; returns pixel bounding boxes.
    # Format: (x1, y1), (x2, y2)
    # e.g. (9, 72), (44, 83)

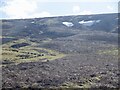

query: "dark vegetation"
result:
(2, 38), (18, 44)
(11, 43), (30, 48)
(1, 13), (119, 89)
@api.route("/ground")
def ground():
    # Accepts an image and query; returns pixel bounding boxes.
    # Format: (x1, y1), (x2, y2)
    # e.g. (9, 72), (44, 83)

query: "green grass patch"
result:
(60, 82), (91, 88)
(98, 48), (118, 56)
(2, 39), (66, 65)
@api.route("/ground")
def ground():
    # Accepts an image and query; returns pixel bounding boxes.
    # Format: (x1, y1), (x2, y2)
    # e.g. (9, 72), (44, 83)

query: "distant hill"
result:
(1, 13), (118, 39)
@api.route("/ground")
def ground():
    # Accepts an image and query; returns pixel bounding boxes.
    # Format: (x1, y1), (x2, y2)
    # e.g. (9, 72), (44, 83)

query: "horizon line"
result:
(0, 12), (118, 20)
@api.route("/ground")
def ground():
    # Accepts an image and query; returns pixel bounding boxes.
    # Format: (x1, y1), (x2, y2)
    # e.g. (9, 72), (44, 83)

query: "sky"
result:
(0, 0), (119, 19)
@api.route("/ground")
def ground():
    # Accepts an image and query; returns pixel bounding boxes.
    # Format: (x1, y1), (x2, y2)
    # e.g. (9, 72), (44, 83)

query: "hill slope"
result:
(1, 13), (119, 89)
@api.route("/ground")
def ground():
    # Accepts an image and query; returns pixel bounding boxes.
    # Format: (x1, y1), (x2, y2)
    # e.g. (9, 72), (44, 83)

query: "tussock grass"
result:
(2, 39), (66, 65)
(98, 48), (118, 56)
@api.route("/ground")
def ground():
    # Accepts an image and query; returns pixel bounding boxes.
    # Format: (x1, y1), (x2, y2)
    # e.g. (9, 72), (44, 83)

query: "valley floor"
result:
(2, 35), (119, 89)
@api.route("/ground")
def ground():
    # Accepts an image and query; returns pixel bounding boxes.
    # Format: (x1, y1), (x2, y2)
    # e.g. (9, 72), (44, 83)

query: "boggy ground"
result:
(2, 31), (119, 89)
(2, 50), (119, 89)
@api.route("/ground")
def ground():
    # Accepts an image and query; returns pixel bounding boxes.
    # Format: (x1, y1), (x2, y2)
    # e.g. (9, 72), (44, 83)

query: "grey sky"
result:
(0, 0), (119, 19)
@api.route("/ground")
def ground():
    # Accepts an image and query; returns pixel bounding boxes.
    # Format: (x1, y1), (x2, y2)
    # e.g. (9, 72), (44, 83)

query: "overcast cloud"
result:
(0, 0), (118, 19)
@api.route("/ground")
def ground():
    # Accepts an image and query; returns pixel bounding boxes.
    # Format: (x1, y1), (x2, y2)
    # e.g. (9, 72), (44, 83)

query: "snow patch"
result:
(31, 21), (35, 24)
(79, 20), (94, 26)
(62, 22), (73, 27)
(39, 31), (43, 34)
(79, 20), (101, 26)
(96, 20), (101, 23)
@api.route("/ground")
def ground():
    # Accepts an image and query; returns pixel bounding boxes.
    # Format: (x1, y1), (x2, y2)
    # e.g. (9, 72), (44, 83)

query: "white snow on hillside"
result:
(62, 22), (74, 27)
(79, 20), (101, 26)
(96, 20), (101, 23)
(31, 21), (35, 23)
